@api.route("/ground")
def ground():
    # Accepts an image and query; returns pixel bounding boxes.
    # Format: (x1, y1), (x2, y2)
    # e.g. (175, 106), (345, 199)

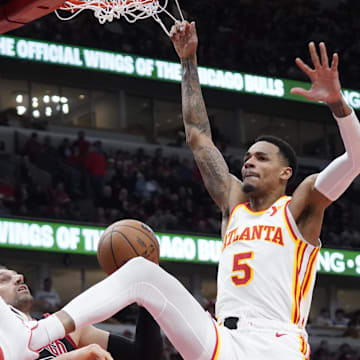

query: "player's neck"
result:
(248, 191), (285, 212)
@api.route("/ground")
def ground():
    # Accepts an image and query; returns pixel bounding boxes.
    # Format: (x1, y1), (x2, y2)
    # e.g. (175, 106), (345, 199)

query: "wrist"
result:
(181, 55), (197, 66)
(327, 96), (352, 117)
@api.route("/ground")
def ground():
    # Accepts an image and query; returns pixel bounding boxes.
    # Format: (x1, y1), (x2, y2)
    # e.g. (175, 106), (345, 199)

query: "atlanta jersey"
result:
(216, 196), (321, 328)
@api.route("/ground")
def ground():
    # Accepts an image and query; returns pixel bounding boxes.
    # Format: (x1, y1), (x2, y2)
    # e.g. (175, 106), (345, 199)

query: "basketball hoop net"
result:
(55, 0), (184, 36)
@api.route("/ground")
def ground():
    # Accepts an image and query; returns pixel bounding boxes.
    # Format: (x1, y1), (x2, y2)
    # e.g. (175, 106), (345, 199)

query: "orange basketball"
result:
(97, 219), (160, 275)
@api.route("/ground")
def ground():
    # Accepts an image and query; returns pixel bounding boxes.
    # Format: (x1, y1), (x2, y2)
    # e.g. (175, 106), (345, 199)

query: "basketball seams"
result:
(115, 225), (159, 253)
(111, 229), (140, 259)
(110, 229), (120, 269)
(97, 220), (160, 274)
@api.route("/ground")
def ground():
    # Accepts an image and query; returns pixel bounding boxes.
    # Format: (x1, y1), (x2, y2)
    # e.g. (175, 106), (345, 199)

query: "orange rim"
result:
(60, 0), (155, 10)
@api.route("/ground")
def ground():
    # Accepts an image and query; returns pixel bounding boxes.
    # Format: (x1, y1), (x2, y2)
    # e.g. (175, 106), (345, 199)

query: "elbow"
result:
(185, 129), (200, 150)
(348, 152), (360, 173)
(185, 128), (213, 150)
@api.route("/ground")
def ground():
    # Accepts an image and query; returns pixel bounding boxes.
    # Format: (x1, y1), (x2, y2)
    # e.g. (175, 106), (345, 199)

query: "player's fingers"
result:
(181, 21), (189, 33)
(319, 42), (329, 68)
(170, 21), (181, 38)
(169, 25), (176, 38)
(309, 42), (321, 68)
(105, 351), (114, 360)
(190, 21), (197, 34)
(294, 58), (314, 78)
(331, 53), (339, 72)
(290, 87), (312, 99)
(93, 347), (113, 360)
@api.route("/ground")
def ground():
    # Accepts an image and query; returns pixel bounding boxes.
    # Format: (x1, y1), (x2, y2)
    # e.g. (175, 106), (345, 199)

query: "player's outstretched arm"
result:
(290, 43), (360, 211)
(170, 21), (239, 212)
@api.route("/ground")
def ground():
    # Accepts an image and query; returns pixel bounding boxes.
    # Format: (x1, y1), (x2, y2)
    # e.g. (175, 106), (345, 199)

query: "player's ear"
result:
(280, 167), (292, 181)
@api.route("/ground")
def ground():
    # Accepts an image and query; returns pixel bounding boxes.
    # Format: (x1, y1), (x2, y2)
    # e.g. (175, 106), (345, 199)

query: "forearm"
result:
(315, 109), (360, 201)
(181, 56), (212, 146)
(181, 56), (232, 209)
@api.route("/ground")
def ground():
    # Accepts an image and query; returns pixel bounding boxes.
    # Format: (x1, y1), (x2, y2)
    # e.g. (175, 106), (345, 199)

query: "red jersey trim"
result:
(210, 321), (221, 360)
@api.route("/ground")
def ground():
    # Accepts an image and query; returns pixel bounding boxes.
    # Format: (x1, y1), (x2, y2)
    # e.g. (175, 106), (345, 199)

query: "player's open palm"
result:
(291, 42), (342, 104)
(57, 344), (114, 360)
(170, 21), (198, 59)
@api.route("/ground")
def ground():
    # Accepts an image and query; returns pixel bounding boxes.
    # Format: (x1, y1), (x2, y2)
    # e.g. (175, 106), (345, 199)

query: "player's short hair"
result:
(254, 135), (297, 180)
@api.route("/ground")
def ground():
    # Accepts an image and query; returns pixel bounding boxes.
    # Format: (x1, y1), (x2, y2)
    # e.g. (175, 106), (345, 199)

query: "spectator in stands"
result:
(93, 206), (108, 225)
(316, 308), (333, 327)
(0, 176), (15, 203)
(58, 137), (72, 160)
(334, 308), (350, 327)
(0, 199), (10, 216)
(86, 141), (107, 199)
(33, 277), (61, 314)
(312, 339), (331, 360)
(50, 182), (71, 207)
(68, 145), (84, 169)
(14, 182), (30, 209)
(22, 132), (42, 163)
(96, 185), (116, 210)
(73, 130), (90, 164)
(343, 319), (360, 339)
(336, 343), (357, 360)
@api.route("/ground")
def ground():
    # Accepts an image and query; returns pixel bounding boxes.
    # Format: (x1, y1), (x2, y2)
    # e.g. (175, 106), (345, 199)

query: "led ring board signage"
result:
(1, 35), (360, 109)
(0, 218), (359, 276)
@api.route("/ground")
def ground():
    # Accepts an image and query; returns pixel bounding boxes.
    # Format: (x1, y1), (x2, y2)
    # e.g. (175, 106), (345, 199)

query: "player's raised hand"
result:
(290, 42), (342, 104)
(170, 21), (198, 60)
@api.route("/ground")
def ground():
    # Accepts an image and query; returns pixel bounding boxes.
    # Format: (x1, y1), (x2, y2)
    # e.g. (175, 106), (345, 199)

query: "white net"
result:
(55, 0), (184, 36)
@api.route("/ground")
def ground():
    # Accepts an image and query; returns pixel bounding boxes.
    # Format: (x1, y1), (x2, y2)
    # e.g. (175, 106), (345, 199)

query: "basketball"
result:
(97, 219), (160, 274)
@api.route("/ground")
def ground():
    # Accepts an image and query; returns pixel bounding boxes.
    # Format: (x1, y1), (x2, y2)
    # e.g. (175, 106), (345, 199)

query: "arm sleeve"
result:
(107, 307), (163, 360)
(314, 109), (360, 201)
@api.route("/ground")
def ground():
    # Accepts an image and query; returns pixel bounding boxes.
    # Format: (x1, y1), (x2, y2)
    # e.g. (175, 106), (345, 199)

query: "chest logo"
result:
(223, 225), (284, 250)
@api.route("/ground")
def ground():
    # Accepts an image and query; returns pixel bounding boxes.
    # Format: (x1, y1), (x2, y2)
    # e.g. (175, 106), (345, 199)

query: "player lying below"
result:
(0, 267), (162, 360)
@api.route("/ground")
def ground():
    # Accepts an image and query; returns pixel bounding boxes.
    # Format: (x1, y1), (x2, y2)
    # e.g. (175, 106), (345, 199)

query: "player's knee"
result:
(121, 256), (161, 282)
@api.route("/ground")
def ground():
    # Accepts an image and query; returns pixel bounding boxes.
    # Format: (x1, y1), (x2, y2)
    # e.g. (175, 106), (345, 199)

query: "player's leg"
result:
(57, 258), (219, 360)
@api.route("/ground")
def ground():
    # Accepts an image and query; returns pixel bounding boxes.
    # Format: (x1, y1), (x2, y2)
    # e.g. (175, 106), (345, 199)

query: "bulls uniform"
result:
(213, 196), (320, 360)
(37, 314), (77, 360)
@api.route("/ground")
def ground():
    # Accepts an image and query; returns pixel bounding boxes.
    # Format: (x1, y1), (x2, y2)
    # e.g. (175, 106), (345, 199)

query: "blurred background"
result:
(0, 0), (360, 359)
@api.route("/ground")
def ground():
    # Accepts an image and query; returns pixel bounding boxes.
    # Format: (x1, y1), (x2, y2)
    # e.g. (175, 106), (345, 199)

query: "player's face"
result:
(241, 141), (288, 194)
(0, 269), (33, 311)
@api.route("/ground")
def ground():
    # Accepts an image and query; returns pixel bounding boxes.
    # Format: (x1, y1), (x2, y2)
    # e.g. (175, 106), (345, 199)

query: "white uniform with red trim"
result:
(0, 296), (39, 360)
(213, 196), (320, 360)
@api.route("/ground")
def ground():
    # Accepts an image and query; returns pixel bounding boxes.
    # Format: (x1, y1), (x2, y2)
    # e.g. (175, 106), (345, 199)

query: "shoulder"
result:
(290, 173), (331, 222)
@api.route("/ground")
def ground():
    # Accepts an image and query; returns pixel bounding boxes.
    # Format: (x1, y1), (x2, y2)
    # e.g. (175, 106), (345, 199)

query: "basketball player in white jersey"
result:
(4, 22), (360, 360)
